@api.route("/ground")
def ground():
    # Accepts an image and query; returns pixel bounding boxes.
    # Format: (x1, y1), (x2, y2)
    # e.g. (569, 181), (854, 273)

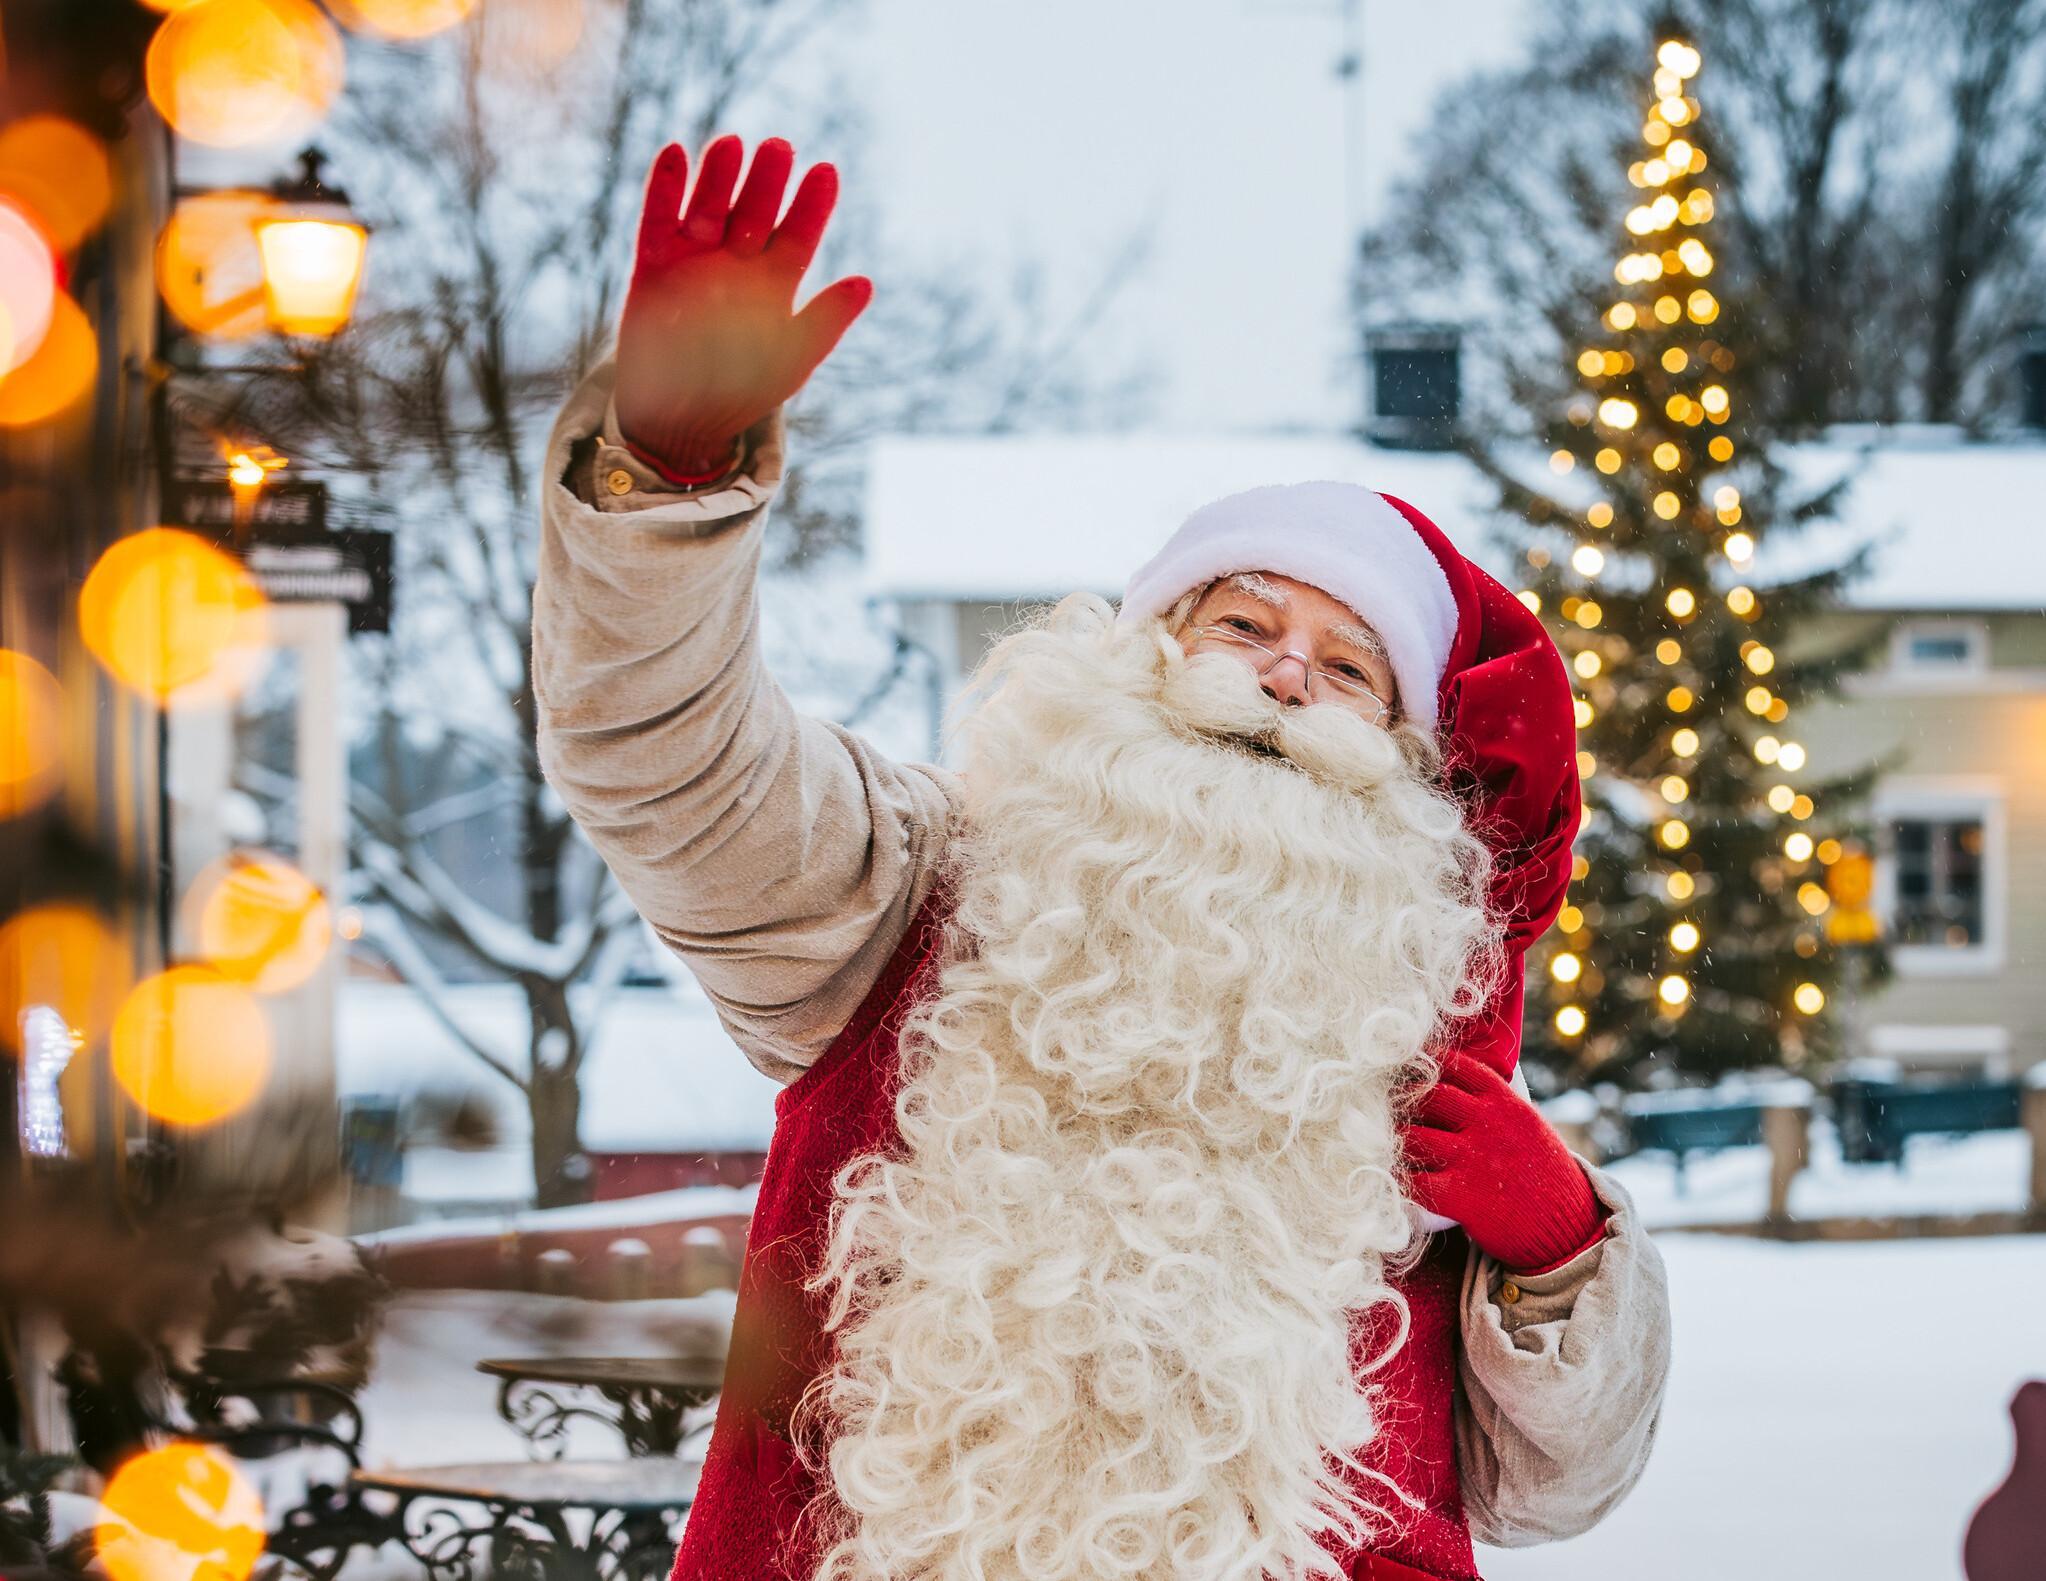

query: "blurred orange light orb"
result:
(333, 0), (475, 37)
(157, 190), (277, 341)
(0, 118), (112, 252)
(190, 850), (333, 994)
(97, 1442), (266, 1581)
(79, 529), (269, 705)
(146, 0), (344, 149)
(0, 198), (58, 376)
(0, 904), (132, 1053)
(111, 966), (273, 1127)
(0, 648), (64, 819)
(0, 290), (95, 427)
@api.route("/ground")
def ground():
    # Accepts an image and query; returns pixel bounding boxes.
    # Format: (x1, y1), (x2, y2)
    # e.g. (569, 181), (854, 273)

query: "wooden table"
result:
(349, 1459), (701, 1581)
(477, 1356), (725, 1459)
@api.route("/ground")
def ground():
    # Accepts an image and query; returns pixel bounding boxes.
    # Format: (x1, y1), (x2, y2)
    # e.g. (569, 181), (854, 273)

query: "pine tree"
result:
(1475, 26), (1889, 1087)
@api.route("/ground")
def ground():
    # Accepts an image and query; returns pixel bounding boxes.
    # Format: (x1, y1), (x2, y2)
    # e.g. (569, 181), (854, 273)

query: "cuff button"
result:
(1498, 1280), (1522, 1305)
(606, 468), (635, 496)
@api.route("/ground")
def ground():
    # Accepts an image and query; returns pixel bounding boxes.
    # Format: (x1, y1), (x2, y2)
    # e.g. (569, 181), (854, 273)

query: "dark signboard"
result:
(167, 479), (393, 633)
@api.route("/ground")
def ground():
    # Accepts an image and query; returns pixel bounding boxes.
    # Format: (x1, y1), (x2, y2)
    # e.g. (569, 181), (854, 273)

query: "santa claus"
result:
(535, 136), (1672, 1581)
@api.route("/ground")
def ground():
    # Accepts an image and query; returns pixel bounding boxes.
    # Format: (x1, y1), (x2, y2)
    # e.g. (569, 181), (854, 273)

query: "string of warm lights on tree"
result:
(1502, 31), (1875, 1077)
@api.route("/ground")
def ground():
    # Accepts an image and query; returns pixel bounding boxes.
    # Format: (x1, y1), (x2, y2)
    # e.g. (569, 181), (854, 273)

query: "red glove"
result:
(1399, 1047), (1611, 1276)
(613, 135), (873, 486)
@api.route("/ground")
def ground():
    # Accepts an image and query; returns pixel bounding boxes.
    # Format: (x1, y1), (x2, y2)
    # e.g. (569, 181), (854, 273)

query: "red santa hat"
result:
(1117, 481), (1584, 1085)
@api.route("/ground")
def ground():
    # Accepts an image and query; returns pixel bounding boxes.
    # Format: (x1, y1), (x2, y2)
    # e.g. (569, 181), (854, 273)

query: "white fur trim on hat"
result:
(1116, 481), (1459, 729)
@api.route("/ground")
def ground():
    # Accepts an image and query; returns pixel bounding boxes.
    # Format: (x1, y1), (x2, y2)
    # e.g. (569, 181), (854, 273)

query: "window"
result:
(1890, 817), (1984, 946)
(1873, 779), (2006, 975)
(1888, 619), (1988, 679)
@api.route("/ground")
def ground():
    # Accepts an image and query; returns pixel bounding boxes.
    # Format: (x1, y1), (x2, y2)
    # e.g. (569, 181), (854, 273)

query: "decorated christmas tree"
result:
(1478, 28), (1888, 1087)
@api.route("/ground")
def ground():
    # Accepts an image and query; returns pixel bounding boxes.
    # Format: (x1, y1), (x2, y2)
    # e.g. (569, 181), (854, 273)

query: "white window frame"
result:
(1871, 776), (2007, 976)
(1887, 618), (1990, 681)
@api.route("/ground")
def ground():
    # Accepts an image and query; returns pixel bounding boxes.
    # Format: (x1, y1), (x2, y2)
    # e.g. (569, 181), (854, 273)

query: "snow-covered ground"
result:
(342, 1233), (2042, 1581)
(1482, 1231), (2043, 1581)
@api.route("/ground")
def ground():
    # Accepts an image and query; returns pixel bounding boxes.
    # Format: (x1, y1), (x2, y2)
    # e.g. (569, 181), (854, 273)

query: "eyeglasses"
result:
(1185, 623), (1392, 722)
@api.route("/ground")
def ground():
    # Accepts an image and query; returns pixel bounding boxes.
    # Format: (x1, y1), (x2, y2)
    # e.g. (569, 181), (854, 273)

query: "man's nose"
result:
(1259, 652), (1313, 708)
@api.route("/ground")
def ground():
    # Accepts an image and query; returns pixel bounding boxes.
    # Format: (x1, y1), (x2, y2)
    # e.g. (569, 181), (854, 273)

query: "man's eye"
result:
(1222, 616), (1261, 633)
(1331, 662), (1367, 680)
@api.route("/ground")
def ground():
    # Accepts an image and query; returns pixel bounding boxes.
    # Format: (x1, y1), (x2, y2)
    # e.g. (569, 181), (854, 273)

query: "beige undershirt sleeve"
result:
(532, 354), (962, 1086)
(1453, 1160), (1673, 1547)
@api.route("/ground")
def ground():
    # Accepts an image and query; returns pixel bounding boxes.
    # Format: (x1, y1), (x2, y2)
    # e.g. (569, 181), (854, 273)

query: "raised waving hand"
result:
(613, 135), (874, 485)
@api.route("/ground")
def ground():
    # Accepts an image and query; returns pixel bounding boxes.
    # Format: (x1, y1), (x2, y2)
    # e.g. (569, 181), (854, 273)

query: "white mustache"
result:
(1157, 643), (1409, 793)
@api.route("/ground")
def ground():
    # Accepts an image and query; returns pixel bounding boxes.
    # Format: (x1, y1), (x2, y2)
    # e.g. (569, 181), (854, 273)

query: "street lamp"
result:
(253, 147), (368, 339)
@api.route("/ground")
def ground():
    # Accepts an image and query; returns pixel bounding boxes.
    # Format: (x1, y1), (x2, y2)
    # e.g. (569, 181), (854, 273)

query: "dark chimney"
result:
(1365, 325), (1461, 450)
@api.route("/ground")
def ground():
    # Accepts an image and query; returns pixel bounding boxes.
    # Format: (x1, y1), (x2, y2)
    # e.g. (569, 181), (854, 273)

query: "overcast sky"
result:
(186, 0), (1535, 436)
(851, 0), (1532, 432)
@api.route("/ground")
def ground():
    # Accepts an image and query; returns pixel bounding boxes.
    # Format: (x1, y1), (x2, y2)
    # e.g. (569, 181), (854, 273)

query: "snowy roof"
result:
(339, 981), (783, 1155)
(863, 428), (2046, 612)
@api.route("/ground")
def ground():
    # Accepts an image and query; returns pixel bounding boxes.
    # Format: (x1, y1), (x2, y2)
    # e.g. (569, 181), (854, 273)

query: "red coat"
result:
(670, 885), (1486, 1581)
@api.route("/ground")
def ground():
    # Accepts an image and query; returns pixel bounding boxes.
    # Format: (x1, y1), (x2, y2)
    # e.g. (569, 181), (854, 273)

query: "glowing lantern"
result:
(254, 149), (369, 337)
(110, 966), (273, 1126)
(79, 528), (270, 705)
(97, 1442), (266, 1581)
(0, 649), (64, 819)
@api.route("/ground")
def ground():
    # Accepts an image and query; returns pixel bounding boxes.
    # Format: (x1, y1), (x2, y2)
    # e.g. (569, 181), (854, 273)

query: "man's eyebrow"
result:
(1329, 621), (1387, 659)
(1224, 572), (1289, 610)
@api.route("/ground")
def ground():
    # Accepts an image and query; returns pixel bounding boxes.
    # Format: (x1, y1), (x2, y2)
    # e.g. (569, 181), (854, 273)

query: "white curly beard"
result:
(795, 593), (1498, 1581)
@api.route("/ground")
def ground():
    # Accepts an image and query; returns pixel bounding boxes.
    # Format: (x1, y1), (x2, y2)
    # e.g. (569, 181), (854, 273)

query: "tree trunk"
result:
(525, 982), (587, 1210)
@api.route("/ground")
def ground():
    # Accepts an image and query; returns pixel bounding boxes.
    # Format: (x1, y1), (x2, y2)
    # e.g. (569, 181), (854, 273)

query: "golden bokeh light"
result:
(97, 1442), (266, 1581)
(1670, 921), (1700, 952)
(1708, 434), (1734, 461)
(1551, 951), (1583, 984)
(1665, 587), (1696, 618)
(1595, 446), (1622, 474)
(1672, 727), (1699, 755)
(1574, 649), (1603, 679)
(1793, 982), (1825, 1015)
(1658, 974), (1690, 1006)
(1573, 599), (1603, 628)
(1667, 870), (1696, 900)
(188, 850), (333, 994)
(146, 0), (344, 149)
(329, 0), (475, 36)
(1666, 684), (1694, 712)
(1785, 831), (1815, 862)
(1555, 1004), (1587, 1037)
(0, 290), (96, 427)
(1652, 490), (1680, 519)
(110, 966), (273, 1127)
(0, 904), (132, 1053)
(1515, 589), (1541, 614)
(0, 118), (112, 252)
(1572, 544), (1605, 577)
(79, 529), (270, 706)
(0, 649), (64, 819)
(1587, 502), (1614, 527)
(157, 190), (277, 340)
(1659, 818), (1690, 849)
(0, 197), (57, 376)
